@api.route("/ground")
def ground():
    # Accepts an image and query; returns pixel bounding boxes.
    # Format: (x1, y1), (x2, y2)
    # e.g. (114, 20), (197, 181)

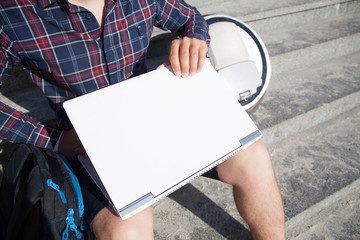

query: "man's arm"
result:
(0, 102), (62, 150)
(0, 29), (62, 150)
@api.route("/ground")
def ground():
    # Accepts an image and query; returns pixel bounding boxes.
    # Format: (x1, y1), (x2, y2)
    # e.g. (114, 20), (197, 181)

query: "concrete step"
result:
(271, 106), (360, 219)
(275, 106), (360, 239)
(153, 105), (360, 239)
(261, 90), (360, 146)
(286, 178), (360, 239)
(260, 11), (360, 57)
(269, 33), (360, 78)
(249, 51), (360, 140)
(244, 0), (360, 34)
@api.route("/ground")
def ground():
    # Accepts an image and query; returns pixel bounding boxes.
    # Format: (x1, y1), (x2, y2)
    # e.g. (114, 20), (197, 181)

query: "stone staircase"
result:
(0, 0), (359, 239)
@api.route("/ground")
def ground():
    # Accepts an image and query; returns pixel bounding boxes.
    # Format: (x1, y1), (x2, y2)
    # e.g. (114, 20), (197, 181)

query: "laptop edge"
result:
(118, 129), (261, 219)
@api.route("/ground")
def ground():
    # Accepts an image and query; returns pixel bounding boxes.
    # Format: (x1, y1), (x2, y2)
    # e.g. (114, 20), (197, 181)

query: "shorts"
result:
(202, 167), (221, 181)
(68, 157), (110, 227)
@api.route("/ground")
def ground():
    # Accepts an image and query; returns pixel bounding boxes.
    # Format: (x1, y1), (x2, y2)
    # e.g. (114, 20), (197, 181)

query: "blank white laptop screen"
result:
(63, 59), (261, 219)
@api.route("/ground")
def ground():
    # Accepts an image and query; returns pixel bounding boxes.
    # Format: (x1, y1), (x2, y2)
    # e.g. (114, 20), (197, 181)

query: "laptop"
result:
(63, 59), (261, 219)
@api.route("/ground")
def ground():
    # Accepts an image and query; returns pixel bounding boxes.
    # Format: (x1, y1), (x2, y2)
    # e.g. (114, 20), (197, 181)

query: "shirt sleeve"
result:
(0, 104), (62, 150)
(155, 0), (210, 45)
(0, 28), (62, 150)
(0, 27), (14, 80)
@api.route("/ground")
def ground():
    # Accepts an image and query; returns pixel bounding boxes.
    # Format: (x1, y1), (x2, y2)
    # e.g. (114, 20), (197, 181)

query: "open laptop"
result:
(63, 59), (261, 219)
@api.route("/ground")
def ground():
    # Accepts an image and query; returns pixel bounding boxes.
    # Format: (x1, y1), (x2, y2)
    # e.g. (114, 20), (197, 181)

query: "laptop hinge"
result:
(240, 130), (262, 147)
(119, 192), (154, 219)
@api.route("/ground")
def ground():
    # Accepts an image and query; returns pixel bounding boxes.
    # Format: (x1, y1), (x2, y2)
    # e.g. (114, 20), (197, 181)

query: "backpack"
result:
(0, 144), (90, 240)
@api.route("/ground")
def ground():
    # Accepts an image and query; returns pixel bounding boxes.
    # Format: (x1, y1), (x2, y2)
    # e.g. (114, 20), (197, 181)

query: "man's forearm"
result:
(0, 102), (62, 150)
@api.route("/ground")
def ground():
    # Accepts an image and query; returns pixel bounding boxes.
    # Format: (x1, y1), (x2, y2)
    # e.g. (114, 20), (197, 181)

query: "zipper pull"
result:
(65, 208), (82, 239)
(62, 225), (69, 240)
(47, 179), (67, 204)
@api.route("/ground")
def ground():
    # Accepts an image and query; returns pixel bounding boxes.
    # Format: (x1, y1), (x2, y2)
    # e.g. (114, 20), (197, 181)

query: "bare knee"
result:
(217, 140), (274, 185)
(92, 206), (154, 240)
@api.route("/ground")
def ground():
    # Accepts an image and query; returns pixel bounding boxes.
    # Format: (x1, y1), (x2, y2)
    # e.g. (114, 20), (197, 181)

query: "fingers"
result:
(169, 38), (185, 77)
(169, 37), (207, 78)
(197, 41), (207, 73)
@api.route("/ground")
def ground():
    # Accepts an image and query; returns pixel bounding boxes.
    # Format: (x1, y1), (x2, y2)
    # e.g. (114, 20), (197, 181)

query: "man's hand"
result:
(164, 37), (208, 78)
(58, 128), (86, 159)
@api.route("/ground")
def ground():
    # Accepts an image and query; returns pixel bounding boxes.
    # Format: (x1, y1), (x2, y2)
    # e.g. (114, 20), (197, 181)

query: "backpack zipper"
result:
(58, 154), (85, 218)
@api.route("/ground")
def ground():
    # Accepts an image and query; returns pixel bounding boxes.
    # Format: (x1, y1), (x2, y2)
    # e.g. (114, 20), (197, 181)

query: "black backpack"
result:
(0, 144), (90, 240)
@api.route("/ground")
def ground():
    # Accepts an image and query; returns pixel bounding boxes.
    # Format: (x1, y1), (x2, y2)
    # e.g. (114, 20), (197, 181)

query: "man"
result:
(0, 0), (285, 239)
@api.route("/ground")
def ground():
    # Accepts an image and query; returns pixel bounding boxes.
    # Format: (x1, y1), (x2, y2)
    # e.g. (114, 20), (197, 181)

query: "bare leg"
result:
(217, 140), (285, 239)
(91, 206), (154, 240)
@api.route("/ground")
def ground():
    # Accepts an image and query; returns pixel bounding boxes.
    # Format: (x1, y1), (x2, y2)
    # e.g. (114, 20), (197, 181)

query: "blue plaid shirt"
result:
(0, 0), (209, 150)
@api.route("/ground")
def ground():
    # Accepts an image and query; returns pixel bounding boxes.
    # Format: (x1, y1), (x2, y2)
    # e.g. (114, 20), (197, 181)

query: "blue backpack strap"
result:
(57, 154), (86, 238)
(58, 154), (85, 218)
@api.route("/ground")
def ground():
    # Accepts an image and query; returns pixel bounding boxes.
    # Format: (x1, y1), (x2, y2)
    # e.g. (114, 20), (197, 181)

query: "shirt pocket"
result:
(128, 20), (151, 52)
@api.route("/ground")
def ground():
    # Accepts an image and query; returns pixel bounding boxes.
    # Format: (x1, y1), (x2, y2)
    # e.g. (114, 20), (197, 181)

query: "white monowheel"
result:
(204, 14), (272, 111)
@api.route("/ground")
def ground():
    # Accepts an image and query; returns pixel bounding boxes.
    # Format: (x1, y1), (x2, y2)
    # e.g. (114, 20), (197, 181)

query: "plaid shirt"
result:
(0, 0), (209, 150)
